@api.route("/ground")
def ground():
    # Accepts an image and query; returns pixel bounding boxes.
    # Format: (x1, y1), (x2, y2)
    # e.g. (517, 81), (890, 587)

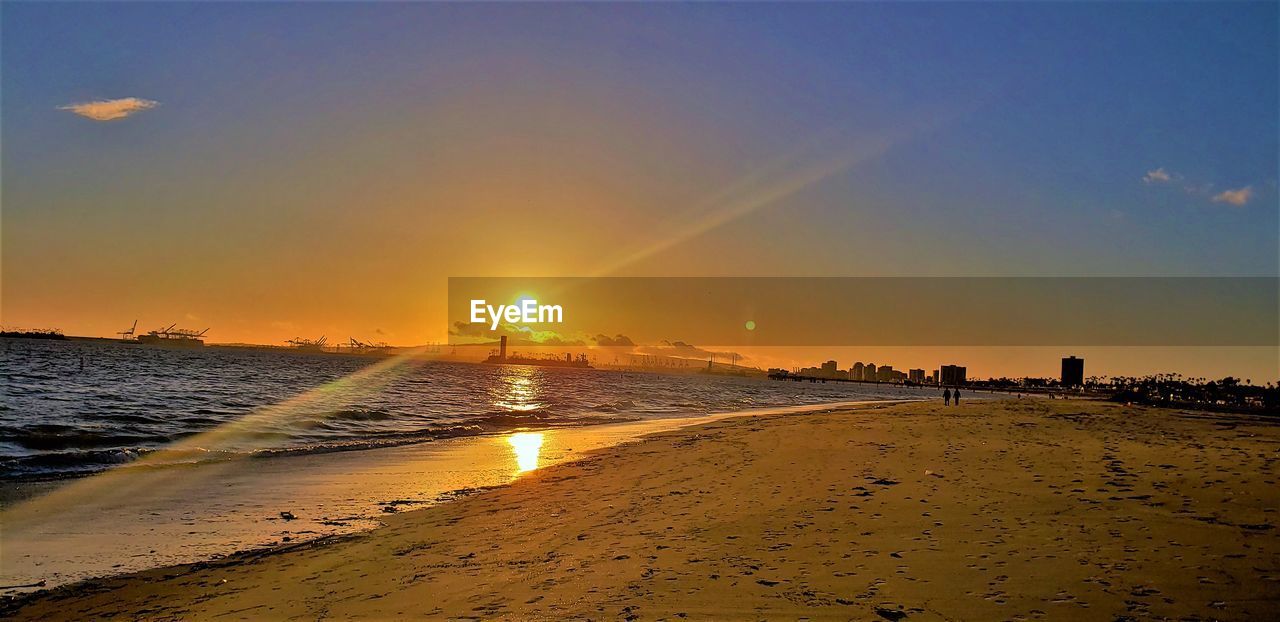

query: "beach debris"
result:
(868, 477), (900, 486)
(279, 511), (296, 521)
(875, 605), (909, 620)
(0, 579), (46, 590)
(1130, 585), (1161, 597)
(381, 505), (398, 513)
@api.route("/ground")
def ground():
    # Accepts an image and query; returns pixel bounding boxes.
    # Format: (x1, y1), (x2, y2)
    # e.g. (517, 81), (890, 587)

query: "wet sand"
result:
(4, 399), (1279, 620)
(0, 401), (897, 592)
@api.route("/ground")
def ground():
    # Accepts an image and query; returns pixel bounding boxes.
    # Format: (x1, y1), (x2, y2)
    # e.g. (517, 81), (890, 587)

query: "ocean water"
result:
(1, 338), (934, 480)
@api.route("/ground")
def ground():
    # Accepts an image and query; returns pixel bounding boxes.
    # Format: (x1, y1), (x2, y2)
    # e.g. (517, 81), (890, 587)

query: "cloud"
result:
(448, 321), (585, 346)
(635, 340), (746, 363)
(1142, 168), (1173, 184)
(1211, 186), (1253, 206)
(1142, 167), (1255, 206)
(593, 334), (636, 348)
(59, 97), (158, 121)
(1183, 182), (1214, 197)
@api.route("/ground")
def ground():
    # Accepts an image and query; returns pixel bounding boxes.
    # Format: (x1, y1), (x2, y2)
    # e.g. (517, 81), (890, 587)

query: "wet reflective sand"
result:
(1, 400), (897, 591)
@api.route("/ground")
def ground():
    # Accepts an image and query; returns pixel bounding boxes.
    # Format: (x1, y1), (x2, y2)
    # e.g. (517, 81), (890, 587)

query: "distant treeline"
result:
(977, 374), (1278, 414)
(1104, 375), (1277, 413)
(0, 329), (67, 340)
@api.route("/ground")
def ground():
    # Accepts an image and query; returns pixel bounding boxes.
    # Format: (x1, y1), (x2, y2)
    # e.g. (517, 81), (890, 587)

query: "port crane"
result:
(286, 336), (328, 350)
(345, 337), (391, 353)
(118, 320), (138, 340)
(137, 324), (209, 346)
(150, 325), (208, 339)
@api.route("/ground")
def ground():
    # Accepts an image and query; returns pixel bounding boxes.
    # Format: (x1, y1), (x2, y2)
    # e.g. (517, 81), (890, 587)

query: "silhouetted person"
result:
(943, 388), (951, 405)
(953, 389), (962, 405)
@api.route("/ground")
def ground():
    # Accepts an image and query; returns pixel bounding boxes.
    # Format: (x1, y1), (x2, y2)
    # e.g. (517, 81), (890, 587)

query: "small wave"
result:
(98, 413), (164, 425)
(469, 410), (565, 428)
(0, 426), (169, 451)
(329, 408), (395, 422)
(0, 447), (154, 479)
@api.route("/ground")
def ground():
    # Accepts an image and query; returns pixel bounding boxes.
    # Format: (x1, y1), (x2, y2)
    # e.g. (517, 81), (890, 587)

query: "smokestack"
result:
(499, 335), (507, 361)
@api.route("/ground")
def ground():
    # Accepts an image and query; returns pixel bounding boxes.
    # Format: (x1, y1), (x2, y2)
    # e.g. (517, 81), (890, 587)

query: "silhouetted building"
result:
(499, 335), (508, 361)
(864, 363), (877, 381)
(877, 365), (896, 382)
(851, 362), (865, 381)
(1061, 356), (1084, 387)
(940, 364), (966, 386)
(909, 368), (925, 383)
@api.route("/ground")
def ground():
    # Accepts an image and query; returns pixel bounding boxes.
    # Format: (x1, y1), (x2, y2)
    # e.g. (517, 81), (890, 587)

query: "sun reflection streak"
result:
(507, 432), (544, 473)
(490, 365), (545, 413)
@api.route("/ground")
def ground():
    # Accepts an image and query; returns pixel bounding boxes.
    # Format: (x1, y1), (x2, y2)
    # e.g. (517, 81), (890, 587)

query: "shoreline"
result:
(0, 398), (927, 594)
(5, 398), (1278, 620)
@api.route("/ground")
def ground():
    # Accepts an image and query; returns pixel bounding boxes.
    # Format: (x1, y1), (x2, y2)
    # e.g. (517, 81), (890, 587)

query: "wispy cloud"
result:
(59, 97), (158, 121)
(1143, 167), (1258, 207)
(1183, 182), (1214, 197)
(1142, 167), (1173, 184)
(1211, 186), (1253, 206)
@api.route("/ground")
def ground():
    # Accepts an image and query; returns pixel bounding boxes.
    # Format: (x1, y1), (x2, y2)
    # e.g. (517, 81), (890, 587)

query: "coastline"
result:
(5, 398), (1278, 620)
(0, 398), (923, 593)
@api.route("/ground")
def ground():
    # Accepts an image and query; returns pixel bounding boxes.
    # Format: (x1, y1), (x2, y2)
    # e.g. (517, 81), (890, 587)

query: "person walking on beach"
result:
(953, 388), (962, 405)
(943, 388), (951, 405)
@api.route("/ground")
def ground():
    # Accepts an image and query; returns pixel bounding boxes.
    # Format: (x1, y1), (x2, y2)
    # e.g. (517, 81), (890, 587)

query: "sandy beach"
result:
(4, 398), (1279, 620)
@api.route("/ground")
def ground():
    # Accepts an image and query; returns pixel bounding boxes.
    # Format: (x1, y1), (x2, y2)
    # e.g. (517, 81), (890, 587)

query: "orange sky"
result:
(3, 3), (1276, 381)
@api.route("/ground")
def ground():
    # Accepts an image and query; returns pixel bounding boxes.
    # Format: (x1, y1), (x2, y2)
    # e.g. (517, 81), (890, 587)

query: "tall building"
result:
(909, 368), (925, 383)
(940, 364), (966, 386)
(821, 360), (838, 378)
(1061, 356), (1085, 387)
(851, 362), (865, 381)
(877, 365), (896, 382)
(864, 363), (877, 381)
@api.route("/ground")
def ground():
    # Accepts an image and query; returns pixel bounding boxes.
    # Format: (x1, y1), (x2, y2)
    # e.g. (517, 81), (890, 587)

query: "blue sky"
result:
(2, 2), (1277, 347)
